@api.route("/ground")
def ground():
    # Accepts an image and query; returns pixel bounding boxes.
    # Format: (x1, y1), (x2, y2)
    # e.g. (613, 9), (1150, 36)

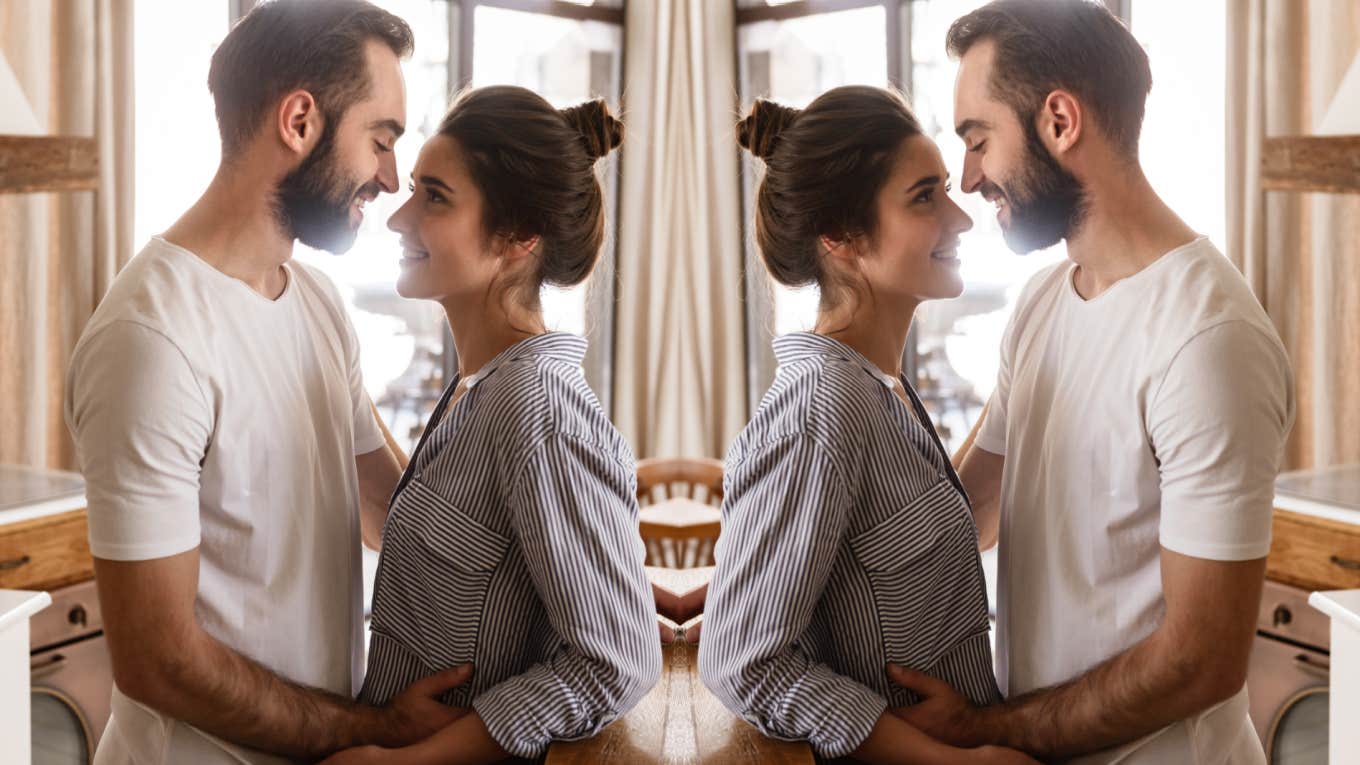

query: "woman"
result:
(323, 86), (661, 764)
(697, 87), (1038, 765)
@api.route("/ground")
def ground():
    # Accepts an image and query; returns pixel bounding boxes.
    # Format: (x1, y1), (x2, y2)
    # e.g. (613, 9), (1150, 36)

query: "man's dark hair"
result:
(946, 0), (1152, 158)
(208, 0), (413, 158)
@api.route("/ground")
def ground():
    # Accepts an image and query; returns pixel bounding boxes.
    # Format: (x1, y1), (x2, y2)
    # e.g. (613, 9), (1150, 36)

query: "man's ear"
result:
(276, 89), (323, 157)
(1037, 89), (1083, 157)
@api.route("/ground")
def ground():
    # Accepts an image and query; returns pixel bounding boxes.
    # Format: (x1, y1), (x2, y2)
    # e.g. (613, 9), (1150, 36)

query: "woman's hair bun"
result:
(560, 98), (623, 160)
(737, 99), (799, 160)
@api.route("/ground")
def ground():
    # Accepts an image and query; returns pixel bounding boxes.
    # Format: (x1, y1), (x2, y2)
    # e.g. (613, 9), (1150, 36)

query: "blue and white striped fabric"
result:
(358, 332), (662, 758)
(698, 332), (1000, 758)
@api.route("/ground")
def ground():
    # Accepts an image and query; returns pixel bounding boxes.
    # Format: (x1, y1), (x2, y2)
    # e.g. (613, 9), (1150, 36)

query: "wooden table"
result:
(544, 568), (814, 765)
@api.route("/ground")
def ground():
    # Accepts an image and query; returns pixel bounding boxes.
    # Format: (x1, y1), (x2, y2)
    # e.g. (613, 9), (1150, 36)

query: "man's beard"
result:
(986, 119), (1088, 255)
(272, 120), (374, 255)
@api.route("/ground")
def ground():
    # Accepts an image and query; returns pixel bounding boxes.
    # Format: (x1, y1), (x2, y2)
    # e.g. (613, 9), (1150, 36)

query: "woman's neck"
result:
(440, 295), (546, 378)
(815, 295), (918, 378)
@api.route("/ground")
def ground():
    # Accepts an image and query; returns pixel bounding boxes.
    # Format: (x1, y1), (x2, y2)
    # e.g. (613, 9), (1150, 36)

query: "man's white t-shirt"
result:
(976, 237), (1293, 765)
(66, 237), (386, 765)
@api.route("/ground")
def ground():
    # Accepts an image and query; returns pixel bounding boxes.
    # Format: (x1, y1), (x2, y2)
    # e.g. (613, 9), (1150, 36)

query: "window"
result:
(133, 2), (228, 249)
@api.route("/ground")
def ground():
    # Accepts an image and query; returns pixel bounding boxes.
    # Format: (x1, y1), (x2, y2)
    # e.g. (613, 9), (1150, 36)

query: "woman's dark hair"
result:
(438, 86), (622, 299)
(209, 0), (414, 158)
(946, 0), (1151, 158)
(738, 86), (924, 299)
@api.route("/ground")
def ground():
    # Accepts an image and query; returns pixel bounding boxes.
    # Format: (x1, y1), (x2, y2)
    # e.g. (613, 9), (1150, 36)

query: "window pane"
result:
(134, 1), (227, 247)
(1132, 0), (1226, 250)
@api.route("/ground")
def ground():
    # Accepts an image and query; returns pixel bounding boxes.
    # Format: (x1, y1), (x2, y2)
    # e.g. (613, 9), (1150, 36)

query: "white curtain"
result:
(613, 0), (747, 460)
(0, 0), (135, 470)
(1226, 0), (1360, 469)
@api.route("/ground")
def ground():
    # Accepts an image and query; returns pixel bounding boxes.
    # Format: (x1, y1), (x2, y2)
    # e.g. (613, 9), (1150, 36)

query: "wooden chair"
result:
(636, 457), (724, 568)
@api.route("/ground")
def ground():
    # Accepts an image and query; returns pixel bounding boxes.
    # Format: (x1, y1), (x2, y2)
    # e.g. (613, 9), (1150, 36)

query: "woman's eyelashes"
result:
(912, 182), (952, 205)
(406, 181), (447, 205)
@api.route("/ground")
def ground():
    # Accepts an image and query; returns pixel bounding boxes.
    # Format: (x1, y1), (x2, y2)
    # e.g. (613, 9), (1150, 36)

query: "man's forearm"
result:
(974, 628), (1224, 758)
(146, 628), (387, 758)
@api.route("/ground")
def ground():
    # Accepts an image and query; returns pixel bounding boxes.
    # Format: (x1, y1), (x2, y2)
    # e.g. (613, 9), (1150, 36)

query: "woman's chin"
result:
(394, 274), (432, 300)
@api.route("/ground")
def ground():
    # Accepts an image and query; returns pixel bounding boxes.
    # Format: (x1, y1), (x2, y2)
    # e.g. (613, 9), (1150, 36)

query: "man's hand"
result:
(886, 664), (986, 749)
(372, 664), (475, 747)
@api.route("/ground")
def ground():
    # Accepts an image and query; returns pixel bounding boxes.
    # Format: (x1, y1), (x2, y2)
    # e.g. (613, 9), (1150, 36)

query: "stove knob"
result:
(69, 604), (88, 628)
(1272, 605), (1292, 628)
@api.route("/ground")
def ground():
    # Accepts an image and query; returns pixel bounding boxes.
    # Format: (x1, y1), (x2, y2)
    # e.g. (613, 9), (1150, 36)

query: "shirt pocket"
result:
(371, 477), (512, 679)
(848, 479), (987, 676)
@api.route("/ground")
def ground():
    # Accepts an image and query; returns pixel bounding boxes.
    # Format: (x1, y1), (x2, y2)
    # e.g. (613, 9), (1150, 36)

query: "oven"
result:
(1248, 579), (1330, 763)
(29, 579), (112, 765)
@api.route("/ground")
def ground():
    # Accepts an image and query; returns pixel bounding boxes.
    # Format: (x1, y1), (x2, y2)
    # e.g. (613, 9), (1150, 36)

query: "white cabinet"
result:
(1, 589), (52, 763)
(1308, 589), (1360, 764)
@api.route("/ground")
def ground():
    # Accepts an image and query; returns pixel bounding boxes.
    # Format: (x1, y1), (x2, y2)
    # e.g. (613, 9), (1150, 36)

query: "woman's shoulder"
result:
(728, 355), (881, 471)
(480, 352), (630, 466)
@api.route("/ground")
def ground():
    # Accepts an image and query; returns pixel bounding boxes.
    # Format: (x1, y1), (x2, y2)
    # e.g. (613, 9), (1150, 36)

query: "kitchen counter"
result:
(1308, 589), (1360, 764)
(0, 465), (86, 527)
(1275, 465), (1360, 526)
(1, 589), (53, 763)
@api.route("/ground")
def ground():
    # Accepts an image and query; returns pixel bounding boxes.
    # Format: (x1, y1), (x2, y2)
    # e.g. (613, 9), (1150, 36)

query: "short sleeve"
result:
(1149, 321), (1294, 561)
(65, 321), (211, 560)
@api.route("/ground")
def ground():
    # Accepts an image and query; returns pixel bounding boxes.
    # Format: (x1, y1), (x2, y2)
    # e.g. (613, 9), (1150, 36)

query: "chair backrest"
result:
(636, 456), (724, 507)
(635, 457), (724, 568)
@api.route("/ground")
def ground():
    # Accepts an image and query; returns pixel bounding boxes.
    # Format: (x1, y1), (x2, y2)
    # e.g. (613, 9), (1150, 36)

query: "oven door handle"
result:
(30, 652), (68, 680)
(1292, 652), (1331, 679)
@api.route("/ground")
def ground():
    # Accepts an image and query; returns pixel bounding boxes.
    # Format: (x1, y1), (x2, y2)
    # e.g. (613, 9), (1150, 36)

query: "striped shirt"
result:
(358, 332), (662, 758)
(698, 332), (1000, 758)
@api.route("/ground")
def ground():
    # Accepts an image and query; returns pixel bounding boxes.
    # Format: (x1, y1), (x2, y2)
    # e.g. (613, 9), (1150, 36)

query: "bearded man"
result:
(889, 2), (1294, 764)
(65, 3), (471, 763)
